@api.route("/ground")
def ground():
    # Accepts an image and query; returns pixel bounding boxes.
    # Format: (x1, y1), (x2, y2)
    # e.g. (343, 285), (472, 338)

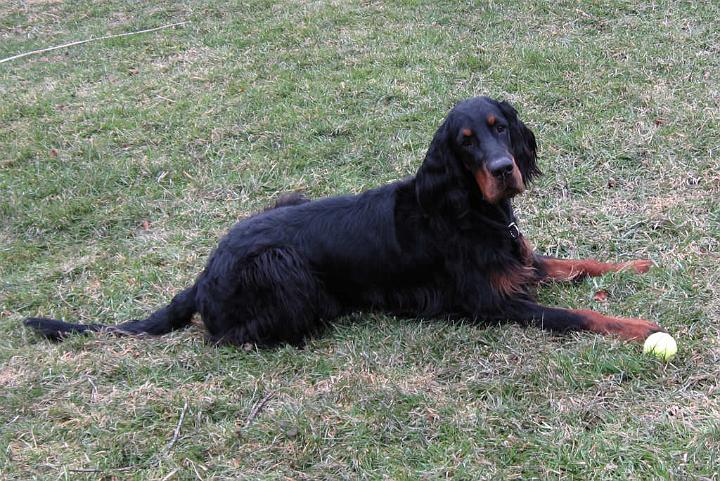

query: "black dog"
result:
(25, 97), (662, 346)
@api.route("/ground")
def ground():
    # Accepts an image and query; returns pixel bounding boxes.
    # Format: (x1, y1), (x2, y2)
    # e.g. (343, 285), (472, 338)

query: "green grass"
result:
(2, 0), (719, 479)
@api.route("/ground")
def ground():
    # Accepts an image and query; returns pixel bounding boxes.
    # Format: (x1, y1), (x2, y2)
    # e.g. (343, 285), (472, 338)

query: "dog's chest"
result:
(487, 236), (537, 297)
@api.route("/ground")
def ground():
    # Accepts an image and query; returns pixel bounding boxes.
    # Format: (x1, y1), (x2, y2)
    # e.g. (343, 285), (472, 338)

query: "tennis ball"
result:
(643, 332), (677, 362)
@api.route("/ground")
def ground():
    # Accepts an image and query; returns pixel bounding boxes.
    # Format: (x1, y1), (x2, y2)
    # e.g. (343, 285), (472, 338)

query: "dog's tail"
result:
(24, 285), (198, 341)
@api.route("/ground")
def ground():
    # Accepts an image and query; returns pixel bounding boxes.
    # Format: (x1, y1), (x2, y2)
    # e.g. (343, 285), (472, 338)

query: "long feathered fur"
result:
(24, 96), (662, 346)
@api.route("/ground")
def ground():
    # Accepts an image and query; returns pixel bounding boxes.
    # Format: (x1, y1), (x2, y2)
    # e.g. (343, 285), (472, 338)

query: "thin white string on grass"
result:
(0, 21), (189, 65)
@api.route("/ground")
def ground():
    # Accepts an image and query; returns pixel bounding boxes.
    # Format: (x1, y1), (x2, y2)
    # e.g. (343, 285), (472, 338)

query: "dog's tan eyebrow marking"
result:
(487, 114), (496, 126)
(462, 128), (473, 137)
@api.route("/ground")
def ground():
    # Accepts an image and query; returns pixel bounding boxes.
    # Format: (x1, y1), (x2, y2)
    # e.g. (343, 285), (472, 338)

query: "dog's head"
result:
(416, 97), (540, 213)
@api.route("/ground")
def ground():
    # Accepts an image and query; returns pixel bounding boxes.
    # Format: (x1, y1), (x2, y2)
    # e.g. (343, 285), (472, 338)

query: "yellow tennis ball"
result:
(643, 332), (677, 362)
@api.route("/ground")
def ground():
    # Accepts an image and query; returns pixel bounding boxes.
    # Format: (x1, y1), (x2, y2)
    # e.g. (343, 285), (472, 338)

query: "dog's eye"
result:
(461, 136), (473, 146)
(496, 125), (507, 133)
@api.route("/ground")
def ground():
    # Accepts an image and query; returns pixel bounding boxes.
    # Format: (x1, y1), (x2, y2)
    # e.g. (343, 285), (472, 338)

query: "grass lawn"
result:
(1, 0), (719, 479)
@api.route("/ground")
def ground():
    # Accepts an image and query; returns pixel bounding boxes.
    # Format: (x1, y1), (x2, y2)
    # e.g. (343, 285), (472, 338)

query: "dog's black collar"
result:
(507, 221), (521, 239)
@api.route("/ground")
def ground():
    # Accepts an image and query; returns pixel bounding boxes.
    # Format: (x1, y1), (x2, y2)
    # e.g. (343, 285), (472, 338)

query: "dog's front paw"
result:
(616, 317), (663, 341)
(623, 259), (655, 274)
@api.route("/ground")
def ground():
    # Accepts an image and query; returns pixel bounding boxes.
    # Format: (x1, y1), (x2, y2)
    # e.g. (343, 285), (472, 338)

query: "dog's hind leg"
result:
(197, 247), (331, 347)
(265, 192), (311, 210)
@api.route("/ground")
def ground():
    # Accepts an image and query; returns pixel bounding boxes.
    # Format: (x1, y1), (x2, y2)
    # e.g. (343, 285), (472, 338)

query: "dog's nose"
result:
(487, 157), (514, 178)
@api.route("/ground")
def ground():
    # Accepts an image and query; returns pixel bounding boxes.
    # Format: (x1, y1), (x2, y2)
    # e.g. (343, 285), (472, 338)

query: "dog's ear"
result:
(498, 101), (541, 183)
(415, 116), (470, 216)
